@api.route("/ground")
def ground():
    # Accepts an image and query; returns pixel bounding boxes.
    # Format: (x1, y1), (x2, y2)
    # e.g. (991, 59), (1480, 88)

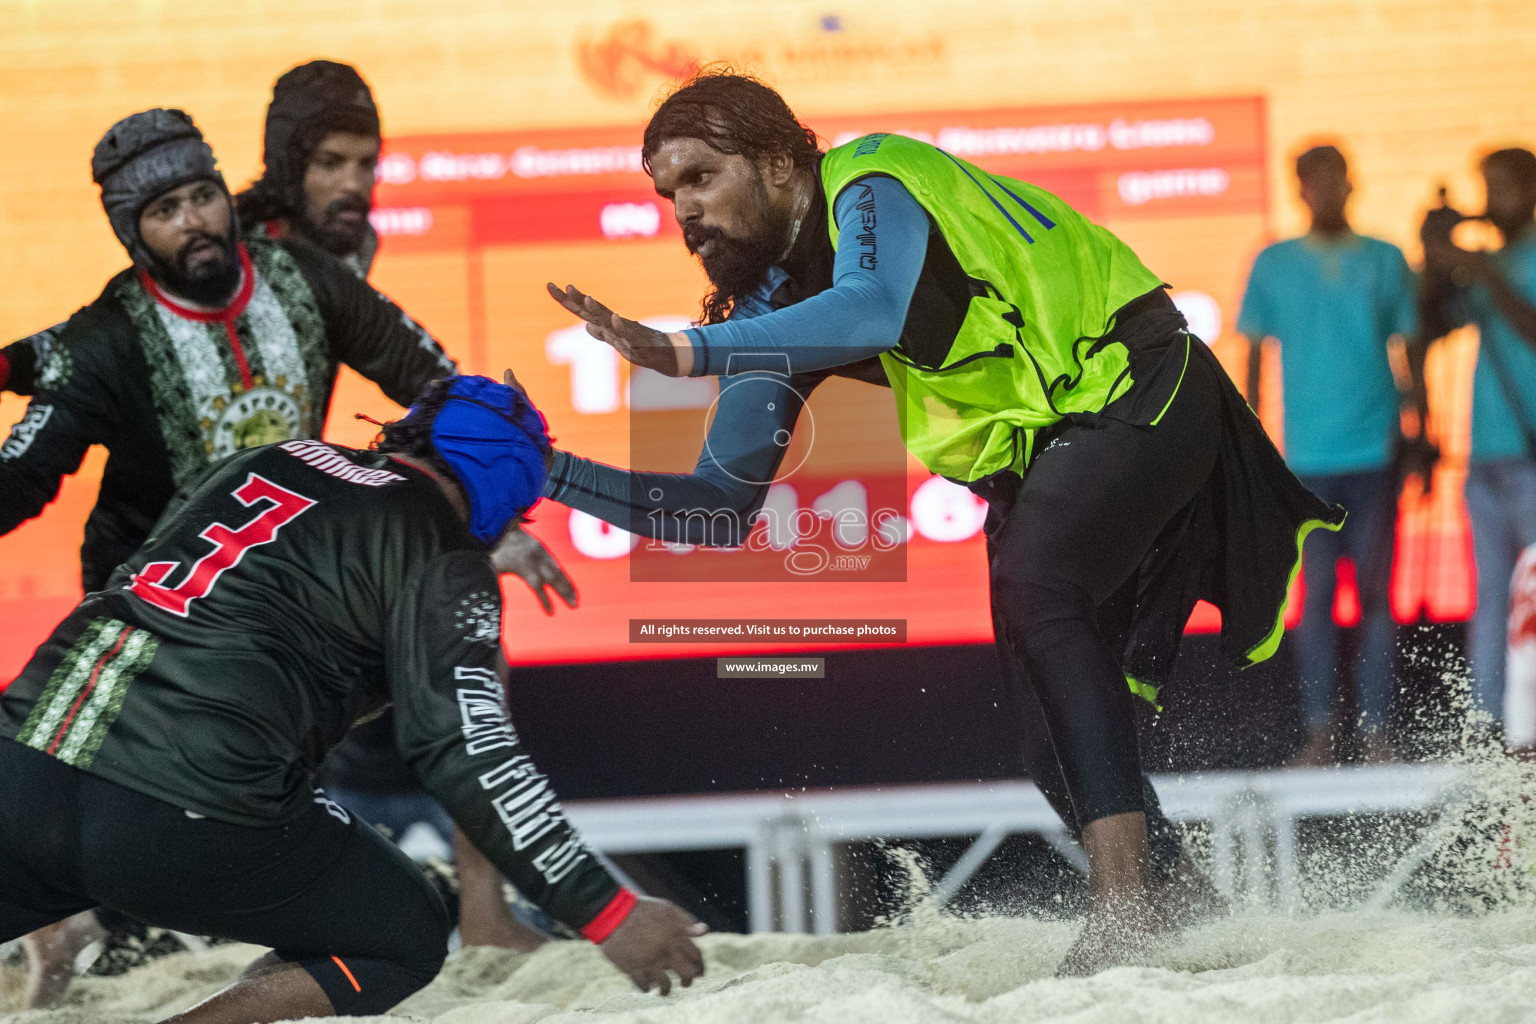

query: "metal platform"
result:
(562, 763), (1463, 933)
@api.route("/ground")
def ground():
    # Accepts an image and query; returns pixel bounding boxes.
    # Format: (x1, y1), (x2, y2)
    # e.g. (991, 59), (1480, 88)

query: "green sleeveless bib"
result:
(820, 133), (1165, 481)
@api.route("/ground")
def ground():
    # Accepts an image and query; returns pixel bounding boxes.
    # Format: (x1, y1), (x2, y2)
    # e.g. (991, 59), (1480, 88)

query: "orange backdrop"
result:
(2, 0), (1533, 676)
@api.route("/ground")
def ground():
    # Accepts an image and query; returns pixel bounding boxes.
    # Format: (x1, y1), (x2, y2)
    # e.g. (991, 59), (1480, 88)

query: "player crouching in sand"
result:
(0, 374), (705, 1021)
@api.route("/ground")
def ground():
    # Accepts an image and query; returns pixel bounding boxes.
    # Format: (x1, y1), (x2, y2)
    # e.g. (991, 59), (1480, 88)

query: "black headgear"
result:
(92, 108), (228, 268)
(260, 60), (381, 218)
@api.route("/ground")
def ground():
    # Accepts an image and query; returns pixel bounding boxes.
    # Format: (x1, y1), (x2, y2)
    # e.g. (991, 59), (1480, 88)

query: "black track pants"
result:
(984, 347), (1221, 833)
(0, 739), (450, 1016)
(988, 580), (1184, 876)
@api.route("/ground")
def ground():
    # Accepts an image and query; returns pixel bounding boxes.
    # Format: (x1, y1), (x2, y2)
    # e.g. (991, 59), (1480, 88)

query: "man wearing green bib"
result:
(547, 72), (1341, 971)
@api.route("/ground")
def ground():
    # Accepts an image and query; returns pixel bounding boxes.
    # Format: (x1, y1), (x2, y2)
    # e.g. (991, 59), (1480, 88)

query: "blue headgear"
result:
(428, 375), (552, 545)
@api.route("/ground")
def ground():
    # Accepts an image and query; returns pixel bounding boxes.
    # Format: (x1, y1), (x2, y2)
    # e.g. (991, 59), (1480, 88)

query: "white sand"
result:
(5, 907), (1536, 1024)
(7, 741), (1535, 1022)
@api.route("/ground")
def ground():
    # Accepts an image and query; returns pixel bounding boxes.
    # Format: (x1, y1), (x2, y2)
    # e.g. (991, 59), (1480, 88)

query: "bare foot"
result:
(1058, 812), (1164, 976)
(1153, 850), (1229, 931)
(21, 911), (105, 1009)
(1056, 895), (1161, 976)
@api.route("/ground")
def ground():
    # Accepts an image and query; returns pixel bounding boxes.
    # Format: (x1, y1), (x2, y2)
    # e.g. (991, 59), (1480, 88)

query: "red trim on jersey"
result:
(580, 887), (638, 943)
(221, 320), (253, 390)
(48, 627), (133, 755)
(138, 244), (257, 390)
(0, 351), (9, 392)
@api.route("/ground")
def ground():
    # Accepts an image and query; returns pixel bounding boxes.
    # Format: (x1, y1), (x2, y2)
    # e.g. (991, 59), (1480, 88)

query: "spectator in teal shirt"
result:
(1421, 148), (1536, 736)
(1238, 145), (1421, 765)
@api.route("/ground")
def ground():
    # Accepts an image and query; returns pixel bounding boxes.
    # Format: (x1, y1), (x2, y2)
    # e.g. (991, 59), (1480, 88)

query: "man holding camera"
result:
(1420, 148), (1536, 734)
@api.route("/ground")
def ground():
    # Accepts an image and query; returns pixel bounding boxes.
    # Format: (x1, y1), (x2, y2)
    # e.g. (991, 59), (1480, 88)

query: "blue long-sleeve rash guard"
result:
(545, 175), (929, 545)
(684, 175), (929, 376)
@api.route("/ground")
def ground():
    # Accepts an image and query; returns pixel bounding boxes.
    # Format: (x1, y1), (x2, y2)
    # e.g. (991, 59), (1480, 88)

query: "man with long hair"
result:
(543, 71), (1341, 972)
(0, 375), (707, 1023)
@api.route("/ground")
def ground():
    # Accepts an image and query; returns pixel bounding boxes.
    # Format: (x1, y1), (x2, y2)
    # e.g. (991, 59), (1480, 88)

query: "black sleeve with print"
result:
(385, 550), (622, 933)
(281, 237), (459, 406)
(0, 304), (129, 537)
(3, 437), (619, 930)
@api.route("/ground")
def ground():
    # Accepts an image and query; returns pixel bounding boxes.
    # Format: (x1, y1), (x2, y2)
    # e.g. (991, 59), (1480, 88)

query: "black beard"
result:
(686, 225), (783, 312)
(685, 170), (795, 323)
(300, 196), (372, 257)
(150, 228), (241, 306)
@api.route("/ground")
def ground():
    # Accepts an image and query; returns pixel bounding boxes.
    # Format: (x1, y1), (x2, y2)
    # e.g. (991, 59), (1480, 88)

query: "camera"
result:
(1420, 186), (1466, 250)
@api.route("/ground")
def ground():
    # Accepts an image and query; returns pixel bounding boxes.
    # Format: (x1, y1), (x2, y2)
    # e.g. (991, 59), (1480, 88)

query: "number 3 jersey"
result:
(0, 439), (625, 934)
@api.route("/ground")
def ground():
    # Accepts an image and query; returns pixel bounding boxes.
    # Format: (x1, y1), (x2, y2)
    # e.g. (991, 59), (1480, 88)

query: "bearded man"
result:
(0, 107), (458, 590)
(1, 106), (597, 1003)
(0, 105), (469, 1005)
(542, 72), (1342, 972)
(0, 61), (384, 398)
(230, 60), (579, 952)
(236, 59), (385, 278)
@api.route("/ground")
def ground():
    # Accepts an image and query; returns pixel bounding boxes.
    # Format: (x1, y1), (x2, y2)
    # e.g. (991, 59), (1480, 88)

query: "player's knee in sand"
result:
(0, 376), (704, 1023)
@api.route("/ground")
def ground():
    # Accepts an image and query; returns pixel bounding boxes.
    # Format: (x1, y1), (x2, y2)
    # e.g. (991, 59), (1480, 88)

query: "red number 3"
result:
(128, 473), (316, 617)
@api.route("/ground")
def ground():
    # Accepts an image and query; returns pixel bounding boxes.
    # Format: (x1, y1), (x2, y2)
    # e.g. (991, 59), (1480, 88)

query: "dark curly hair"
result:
(372, 377), (462, 490)
(642, 67), (820, 174)
(643, 69), (822, 325)
(233, 180), (288, 230)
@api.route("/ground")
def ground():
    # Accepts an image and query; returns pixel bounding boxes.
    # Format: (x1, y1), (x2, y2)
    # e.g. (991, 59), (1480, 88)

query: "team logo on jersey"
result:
(32, 329), (71, 391)
(125, 244), (327, 486)
(455, 666), (517, 755)
(455, 593), (502, 646)
(202, 384), (304, 458)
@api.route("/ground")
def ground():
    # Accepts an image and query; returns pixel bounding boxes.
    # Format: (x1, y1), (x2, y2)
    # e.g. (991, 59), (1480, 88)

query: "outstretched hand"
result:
(599, 896), (708, 996)
(490, 525), (577, 614)
(546, 283), (694, 377)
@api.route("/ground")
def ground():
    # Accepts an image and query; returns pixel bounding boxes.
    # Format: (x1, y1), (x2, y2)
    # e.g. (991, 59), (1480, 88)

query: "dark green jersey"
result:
(0, 440), (622, 932)
(0, 235), (457, 592)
